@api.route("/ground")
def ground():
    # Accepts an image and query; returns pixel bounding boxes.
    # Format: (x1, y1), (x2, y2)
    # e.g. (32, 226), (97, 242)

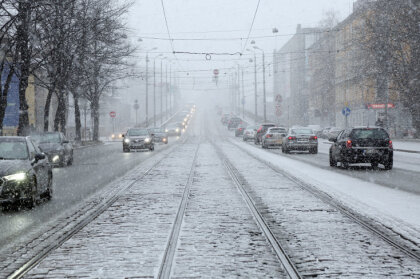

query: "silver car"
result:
(261, 127), (287, 149)
(282, 128), (318, 154)
(242, 125), (257, 141)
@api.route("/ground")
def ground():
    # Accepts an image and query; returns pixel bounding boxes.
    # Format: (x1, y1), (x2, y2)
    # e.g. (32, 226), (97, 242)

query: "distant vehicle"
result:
(0, 137), (53, 208)
(282, 128), (318, 154)
(111, 133), (124, 140)
(254, 123), (276, 144)
(221, 113), (231, 125)
(148, 128), (168, 144)
(30, 132), (73, 167)
(307, 125), (323, 137)
(327, 127), (343, 139)
(329, 127), (393, 169)
(262, 127), (287, 149)
(227, 117), (242, 130)
(165, 124), (181, 136)
(243, 125), (257, 141)
(235, 122), (248, 137)
(320, 127), (332, 139)
(123, 128), (154, 152)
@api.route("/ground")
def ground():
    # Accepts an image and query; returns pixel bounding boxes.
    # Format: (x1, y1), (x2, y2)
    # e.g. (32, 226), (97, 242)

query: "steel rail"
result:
(229, 139), (420, 262)
(157, 144), (200, 279)
(8, 137), (189, 279)
(212, 143), (302, 279)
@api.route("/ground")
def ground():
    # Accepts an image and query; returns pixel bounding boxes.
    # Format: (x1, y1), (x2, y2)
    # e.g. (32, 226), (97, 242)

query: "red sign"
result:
(109, 111), (116, 118)
(213, 69), (219, 75)
(367, 103), (395, 109)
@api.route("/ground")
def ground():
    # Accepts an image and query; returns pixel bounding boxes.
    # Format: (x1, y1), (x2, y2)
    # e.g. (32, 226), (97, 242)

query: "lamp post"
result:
(253, 45), (267, 123)
(152, 54), (163, 127)
(247, 48), (258, 124)
(145, 47), (157, 127)
(160, 57), (168, 126)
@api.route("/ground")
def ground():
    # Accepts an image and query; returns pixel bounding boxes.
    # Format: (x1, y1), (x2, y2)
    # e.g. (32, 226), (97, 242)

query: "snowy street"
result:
(1, 109), (419, 278)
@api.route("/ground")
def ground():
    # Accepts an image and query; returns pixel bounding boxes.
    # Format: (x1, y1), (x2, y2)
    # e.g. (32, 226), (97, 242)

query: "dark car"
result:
(0, 137), (53, 208)
(123, 128), (154, 152)
(228, 117), (242, 130)
(282, 128), (318, 153)
(235, 122), (248, 137)
(254, 123), (276, 144)
(329, 127), (393, 169)
(165, 124), (181, 136)
(30, 132), (73, 167)
(148, 128), (168, 144)
(221, 113), (231, 125)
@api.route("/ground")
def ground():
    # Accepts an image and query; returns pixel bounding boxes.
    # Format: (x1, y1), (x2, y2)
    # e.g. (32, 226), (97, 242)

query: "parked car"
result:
(329, 127), (393, 169)
(282, 128), (318, 154)
(148, 128), (168, 144)
(228, 117), (242, 130)
(261, 127), (288, 149)
(30, 132), (73, 167)
(0, 136), (53, 208)
(165, 124), (181, 136)
(327, 127), (343, 140)
(123, 128), (154, 152)
(243, 126), (257, 141)
(307, 125), (323, 137)
(235, 123), (248, 137)
(254, 123), (276, 144)
(221, 113), (231, 125)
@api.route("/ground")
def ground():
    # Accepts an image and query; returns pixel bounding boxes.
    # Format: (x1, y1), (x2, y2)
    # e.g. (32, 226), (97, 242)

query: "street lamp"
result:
(145, 47), (158, 127)
(152, 54), (163, 127)
(160, 57), (168, 126)
(246, 48), (258, 124)
(253, 45), (267, 123)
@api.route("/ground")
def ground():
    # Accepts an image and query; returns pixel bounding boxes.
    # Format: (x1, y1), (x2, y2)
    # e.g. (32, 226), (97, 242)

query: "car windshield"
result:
(350, 129), (389, 139)
(0, 140), (29, 160)
(269, 128), (287, 134)
(31, 133), (60, 143)
(292, 129), (313, 135)
(127, 129), (149, 136)
(149, 128), (164, 133)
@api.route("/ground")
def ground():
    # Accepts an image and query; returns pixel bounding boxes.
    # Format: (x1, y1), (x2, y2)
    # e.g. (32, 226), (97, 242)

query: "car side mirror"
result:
(328, 137), (337, 142)
(35, 153), (46, 162)
(63, 140), (69, 144)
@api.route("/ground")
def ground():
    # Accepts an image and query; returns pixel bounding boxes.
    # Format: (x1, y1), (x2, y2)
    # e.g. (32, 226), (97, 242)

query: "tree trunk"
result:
(74, 93), (81, 141)
(43, 87), (55, 131)
(91, 98), (100, 141)
(0, 65), (15, 135)
(16, 1), (31, 136)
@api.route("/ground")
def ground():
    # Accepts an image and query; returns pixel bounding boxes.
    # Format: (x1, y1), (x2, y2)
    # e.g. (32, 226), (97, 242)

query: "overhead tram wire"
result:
(241, 0), (261, 53)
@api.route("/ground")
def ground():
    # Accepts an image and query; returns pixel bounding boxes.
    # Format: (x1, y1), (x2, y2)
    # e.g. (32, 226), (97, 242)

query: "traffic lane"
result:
(235, 137), (420, 195)
(0, 139), (178, 247)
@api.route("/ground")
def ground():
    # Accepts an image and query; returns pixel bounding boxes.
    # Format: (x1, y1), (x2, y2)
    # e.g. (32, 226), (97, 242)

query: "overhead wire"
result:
(241, 0), (261, 53)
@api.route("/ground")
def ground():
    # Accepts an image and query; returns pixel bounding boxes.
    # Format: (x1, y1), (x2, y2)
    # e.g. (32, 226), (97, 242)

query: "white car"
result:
(243, 126), (257, 141)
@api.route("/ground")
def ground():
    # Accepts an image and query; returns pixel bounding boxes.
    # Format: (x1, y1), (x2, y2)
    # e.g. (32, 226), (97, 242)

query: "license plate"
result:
(298, 139), (308, 142)
(365, 149), (378, 154)
(276, 140), (282, 144)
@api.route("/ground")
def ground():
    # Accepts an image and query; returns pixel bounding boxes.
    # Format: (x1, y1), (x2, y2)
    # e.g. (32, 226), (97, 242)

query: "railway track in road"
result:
(5, 135), (190, 279)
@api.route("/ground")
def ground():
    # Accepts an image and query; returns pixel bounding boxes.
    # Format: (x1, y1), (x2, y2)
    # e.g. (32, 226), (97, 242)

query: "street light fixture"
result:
(145, 47), (158, 127)
(246, 48), (258, 124)
(253, 45), (267, 123)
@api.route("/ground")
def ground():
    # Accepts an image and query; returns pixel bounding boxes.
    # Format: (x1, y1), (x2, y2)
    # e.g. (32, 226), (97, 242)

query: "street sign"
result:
(367, 103), (395, 109)
(342, 107), (351, 116)
(109, 111), (116, 118)
(275, 94), (282, 103)
(213, 69), (219, 76)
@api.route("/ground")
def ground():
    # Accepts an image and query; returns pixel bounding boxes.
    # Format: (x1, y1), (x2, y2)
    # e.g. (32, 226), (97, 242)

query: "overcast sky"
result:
(124, 0), (355, 98)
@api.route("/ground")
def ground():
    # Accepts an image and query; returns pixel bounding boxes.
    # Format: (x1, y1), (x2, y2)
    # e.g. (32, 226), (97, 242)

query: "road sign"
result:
(342, 107), (351, 116)
(275, 94), (282, 103)
(109, 111), (116, 118)
(213, 69), (219, 76)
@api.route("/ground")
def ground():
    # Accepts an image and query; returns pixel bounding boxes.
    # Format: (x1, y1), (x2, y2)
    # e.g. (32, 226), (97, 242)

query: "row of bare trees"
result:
(358, 0), (420, 136)
(0, 0), (134, 140)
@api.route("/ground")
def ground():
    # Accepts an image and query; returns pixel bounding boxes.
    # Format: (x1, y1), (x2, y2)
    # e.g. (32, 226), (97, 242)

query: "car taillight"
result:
(288, 136), (296, 140)
(239, 128), (243, 131)
(346, 140), (352, 148)
(257, 127), (262, 133)
(310, 136), (318, 140)
(389, 140), (393, 149)
(266, 134), (272, 138)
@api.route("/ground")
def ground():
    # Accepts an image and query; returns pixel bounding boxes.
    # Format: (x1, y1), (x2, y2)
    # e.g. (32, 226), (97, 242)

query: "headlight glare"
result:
(144, 138), (151, 143)
(52, 155), (60, 162)
(124, 138), (130, 143)
(4, 172), (27, 182)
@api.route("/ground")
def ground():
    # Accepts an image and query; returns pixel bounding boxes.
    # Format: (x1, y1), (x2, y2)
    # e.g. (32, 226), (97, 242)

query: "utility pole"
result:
(145, 55), (149, 126)
(262, 51), (267, 123)
(254, 53), (258, 124)
(160, 59), (163, 125)
(169, 65), (172, 116)
(165, 63), (168, 121)
(153, 59), (156, 127)
(242, 69), (245, 119)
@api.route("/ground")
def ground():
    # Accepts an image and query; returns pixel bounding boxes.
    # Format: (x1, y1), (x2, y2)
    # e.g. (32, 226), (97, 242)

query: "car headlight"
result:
(163, 138), (167, 142)
(4, 172), (27, 182)
(52, 155), (60, 162)
(176, 128), (179, 132)
(165, 129), (168, 133)
(111, 134), (115, 138)
(118, 134), (123, 138)
(144, 138), (151, 143)
(124, 138), (130, 143)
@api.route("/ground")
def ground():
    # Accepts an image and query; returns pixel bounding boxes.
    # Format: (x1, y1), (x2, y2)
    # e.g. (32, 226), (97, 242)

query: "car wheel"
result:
(149, 145), (154, 151)
(67, 152), (73, 166)
(371, 161), (379, 169)
(26, 176), (38, 209)
(384, 158), (393, 170)
(329, 152), (337, 167)
(311, 147), (318, 154)
(262, 143), (266, 149)
(342, 161), (349, 169)
(45, 173), (53, 200)
(123, 147), (130, 153)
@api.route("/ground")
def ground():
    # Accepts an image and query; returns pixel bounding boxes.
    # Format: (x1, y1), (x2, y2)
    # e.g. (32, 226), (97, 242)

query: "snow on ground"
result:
(231, 139), (420, 244)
